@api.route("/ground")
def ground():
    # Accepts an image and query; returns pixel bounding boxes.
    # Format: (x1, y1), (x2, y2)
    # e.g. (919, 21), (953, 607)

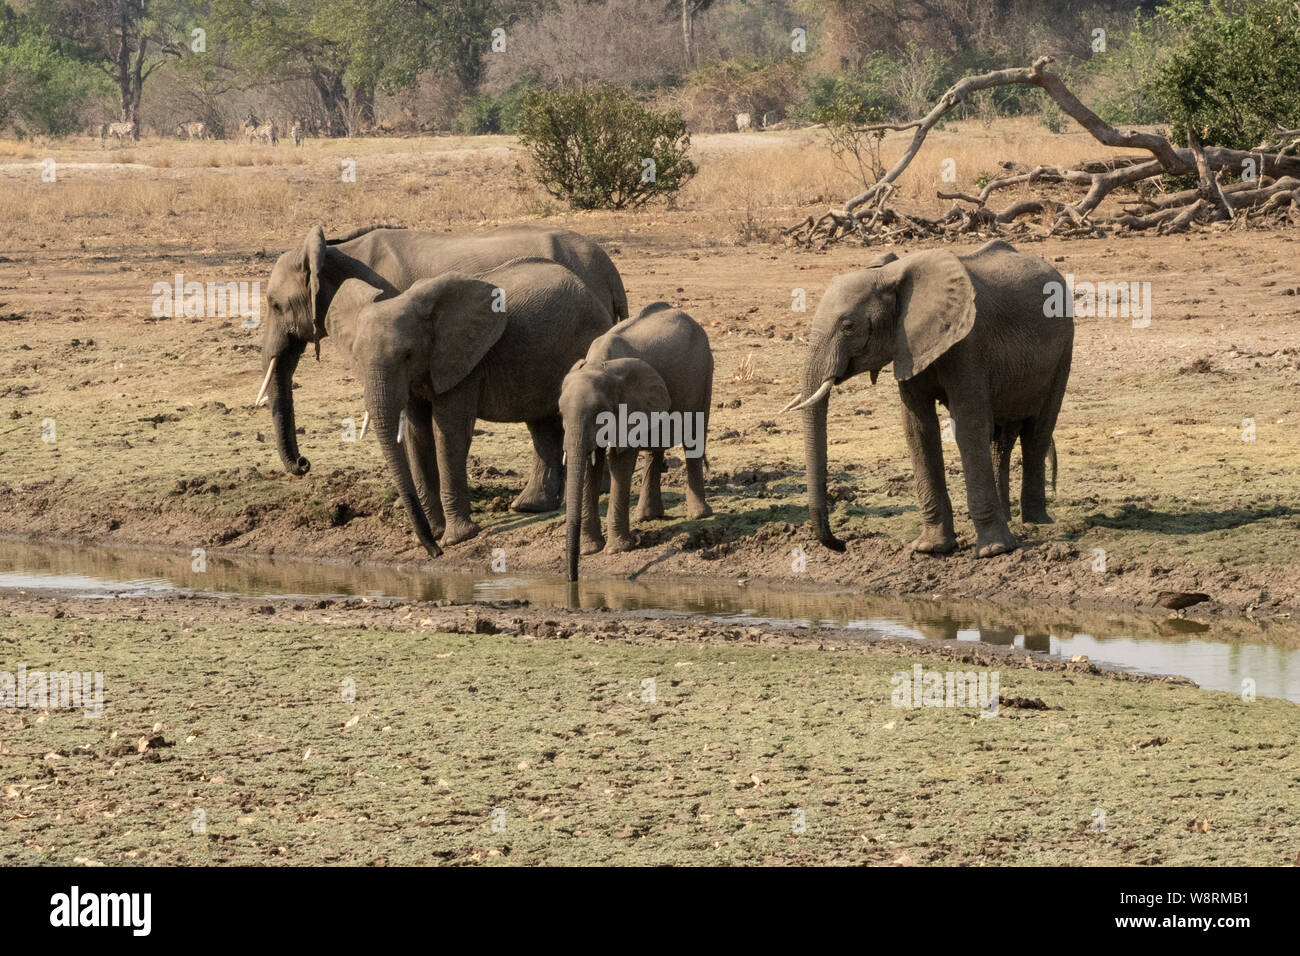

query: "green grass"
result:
(2, 613), (1296, 865)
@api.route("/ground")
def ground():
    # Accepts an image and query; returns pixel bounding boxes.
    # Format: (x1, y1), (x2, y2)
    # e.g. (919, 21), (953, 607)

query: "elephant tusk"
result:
(590, 451), (597, 467)
(786, 379), (833, 413)
(561, 451), (566, 467)
(396, 410), (405, 445)
(778, 391), (804, 413)
(254, 357), (276, 408)
(358, 411), (368, 442)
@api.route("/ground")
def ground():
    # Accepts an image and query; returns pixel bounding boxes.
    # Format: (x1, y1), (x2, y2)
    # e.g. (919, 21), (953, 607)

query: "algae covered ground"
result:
(2, 596), (1295, 866)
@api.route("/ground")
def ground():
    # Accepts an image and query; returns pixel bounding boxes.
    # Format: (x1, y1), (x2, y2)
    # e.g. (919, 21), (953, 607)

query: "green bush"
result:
(516, 85), (696, 210)
(0, 18), (102, 136)
(1151, 0), (1300, 148)
(452, 84), (531, 135)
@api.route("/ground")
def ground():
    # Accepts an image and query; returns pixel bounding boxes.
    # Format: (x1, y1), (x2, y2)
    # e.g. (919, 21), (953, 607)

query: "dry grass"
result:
(0, 118), (1183, 252)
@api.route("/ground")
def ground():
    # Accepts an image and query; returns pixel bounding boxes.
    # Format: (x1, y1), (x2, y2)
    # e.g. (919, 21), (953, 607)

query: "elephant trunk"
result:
(265, 337), (310, 476)
(370, 379), (442, 559)
(564, 430), (588, 582)
(802, 350), (846, 552)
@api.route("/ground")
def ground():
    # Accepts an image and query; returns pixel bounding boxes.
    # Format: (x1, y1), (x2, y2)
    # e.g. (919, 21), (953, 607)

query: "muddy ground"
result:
(2, 593), (1295, 866)
(2, 179), (1298, 618)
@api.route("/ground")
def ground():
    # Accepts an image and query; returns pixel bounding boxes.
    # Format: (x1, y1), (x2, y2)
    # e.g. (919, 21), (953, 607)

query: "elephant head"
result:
(257, 226), (332, 476)
(559, 357), (671, 582)
(785, 250), (976, 551)
(346, 274), (509, 558)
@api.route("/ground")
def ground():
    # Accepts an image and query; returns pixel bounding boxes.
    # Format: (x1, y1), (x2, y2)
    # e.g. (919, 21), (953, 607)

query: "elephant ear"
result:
(405, 274), (508, 394)
(303, 226), (328, 350)
(327, 279), (382, 354)
(606, 357), (671, 417)
(885, 250), (976, 381)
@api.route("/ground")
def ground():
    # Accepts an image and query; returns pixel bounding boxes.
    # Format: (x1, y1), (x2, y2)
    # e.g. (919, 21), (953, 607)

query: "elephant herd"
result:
(255, 224), (1073, 581)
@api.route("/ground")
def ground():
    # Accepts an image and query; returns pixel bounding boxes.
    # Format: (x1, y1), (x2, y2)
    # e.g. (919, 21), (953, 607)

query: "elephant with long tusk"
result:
(785, 240), (1073, 558)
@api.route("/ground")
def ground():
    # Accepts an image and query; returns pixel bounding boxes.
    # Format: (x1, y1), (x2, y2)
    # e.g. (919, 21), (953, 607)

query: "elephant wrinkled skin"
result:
(335, 258), (614, 557)
(790, 240), (1074, 558)
(559, 303), (714, 581)
(257, 223), (628, 517)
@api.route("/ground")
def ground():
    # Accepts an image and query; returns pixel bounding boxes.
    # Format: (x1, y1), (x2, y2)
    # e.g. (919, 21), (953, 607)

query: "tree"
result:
(1151, 0), (1300, 150)
(23, 0), (194, 136)
(675, 0), (714, 68)
(411, 0), (539, 93)
(0, 4), (105, 135)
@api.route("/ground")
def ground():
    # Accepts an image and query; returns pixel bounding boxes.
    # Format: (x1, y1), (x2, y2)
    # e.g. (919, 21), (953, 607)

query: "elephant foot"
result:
(687, 502), (712, 520)
(581, 533), (606, 555)
(1021, 505), (1053, 524)
(511, 485), (560, 513)
(604, 533), (635, 554)
(636, 503), (665, 522)
(439, 519), (482, 547)
(909, 524), (957, 555)
(974, 524), (1017, 558)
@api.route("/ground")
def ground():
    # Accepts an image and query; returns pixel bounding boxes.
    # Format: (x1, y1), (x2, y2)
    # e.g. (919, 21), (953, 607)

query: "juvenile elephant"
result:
(786, 240), (1073, 557)
(559, 303), (713, 581)
(335, 258), (613, 557)
(256, 223), (629, 518)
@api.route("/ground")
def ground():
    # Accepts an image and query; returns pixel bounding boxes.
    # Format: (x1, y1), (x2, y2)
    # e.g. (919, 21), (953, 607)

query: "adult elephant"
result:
(785, 240), (1073, 558)
(255, 223), (628, 514)
(336, 258), (614, 555)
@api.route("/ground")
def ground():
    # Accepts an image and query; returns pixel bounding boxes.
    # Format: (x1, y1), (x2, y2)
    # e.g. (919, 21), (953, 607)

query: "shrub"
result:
(452, 84), (531, 135)
(1151, 0), (1300, 149)
(516, 85), (696, 210)
(677, 57), (805, 131)
(0, 21), (103, 136)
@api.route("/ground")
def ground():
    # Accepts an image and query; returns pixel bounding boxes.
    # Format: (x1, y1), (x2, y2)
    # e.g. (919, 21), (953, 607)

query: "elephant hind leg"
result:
(1020, 356), (1071, 525)
(514, 417), (564, 513)
(684, 452), (711, 520)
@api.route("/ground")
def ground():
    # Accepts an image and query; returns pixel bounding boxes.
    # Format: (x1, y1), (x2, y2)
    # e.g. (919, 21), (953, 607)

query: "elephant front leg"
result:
(900, 391), (956, 554)
(604, 448), (637, 553)
(513, 417), (563, 513)
(432, 396), (482, 547)
(404, 396), (444, 539)
(952, 403), (1016, 557)
(635, 449), (665, 521)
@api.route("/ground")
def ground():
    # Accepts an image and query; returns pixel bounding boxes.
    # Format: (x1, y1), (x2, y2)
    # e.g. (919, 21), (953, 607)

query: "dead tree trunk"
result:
(787, 56), (1300, 246)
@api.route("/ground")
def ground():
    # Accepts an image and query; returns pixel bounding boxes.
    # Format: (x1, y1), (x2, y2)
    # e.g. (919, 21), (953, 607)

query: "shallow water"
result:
(1, 538), (1298, 702)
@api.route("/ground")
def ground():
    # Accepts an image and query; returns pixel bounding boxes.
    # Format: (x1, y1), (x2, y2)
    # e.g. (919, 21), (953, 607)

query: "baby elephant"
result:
(560, 303), (713, 581)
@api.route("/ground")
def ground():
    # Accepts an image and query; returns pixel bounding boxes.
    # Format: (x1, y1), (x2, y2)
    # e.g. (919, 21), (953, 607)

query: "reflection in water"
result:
(1, 538), (1298, 703)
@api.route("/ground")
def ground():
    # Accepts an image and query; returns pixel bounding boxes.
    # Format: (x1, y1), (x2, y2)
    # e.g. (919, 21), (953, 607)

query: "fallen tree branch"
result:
(786, 55), (1300, 246)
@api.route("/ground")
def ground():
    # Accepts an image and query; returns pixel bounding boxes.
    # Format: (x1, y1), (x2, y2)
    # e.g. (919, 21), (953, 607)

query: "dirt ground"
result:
(2, 125), (1298, 620)
(1, 124), (1298, 866)
(2, 593), (1295, 866)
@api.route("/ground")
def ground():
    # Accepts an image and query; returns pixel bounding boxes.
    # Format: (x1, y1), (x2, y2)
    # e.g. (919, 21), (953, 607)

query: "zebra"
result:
(101, 121), (136, 146)
(289, 121), (304, 146)
(242, 111), (277, 145)
(175, 121), (208, 140)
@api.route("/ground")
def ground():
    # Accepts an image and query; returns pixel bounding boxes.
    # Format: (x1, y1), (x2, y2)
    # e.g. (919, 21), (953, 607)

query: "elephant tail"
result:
(1048, 439), (1057, 495)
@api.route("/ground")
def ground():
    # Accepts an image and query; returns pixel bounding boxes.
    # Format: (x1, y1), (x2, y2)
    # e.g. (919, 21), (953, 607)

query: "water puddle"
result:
(2, 539), (1298, 702)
